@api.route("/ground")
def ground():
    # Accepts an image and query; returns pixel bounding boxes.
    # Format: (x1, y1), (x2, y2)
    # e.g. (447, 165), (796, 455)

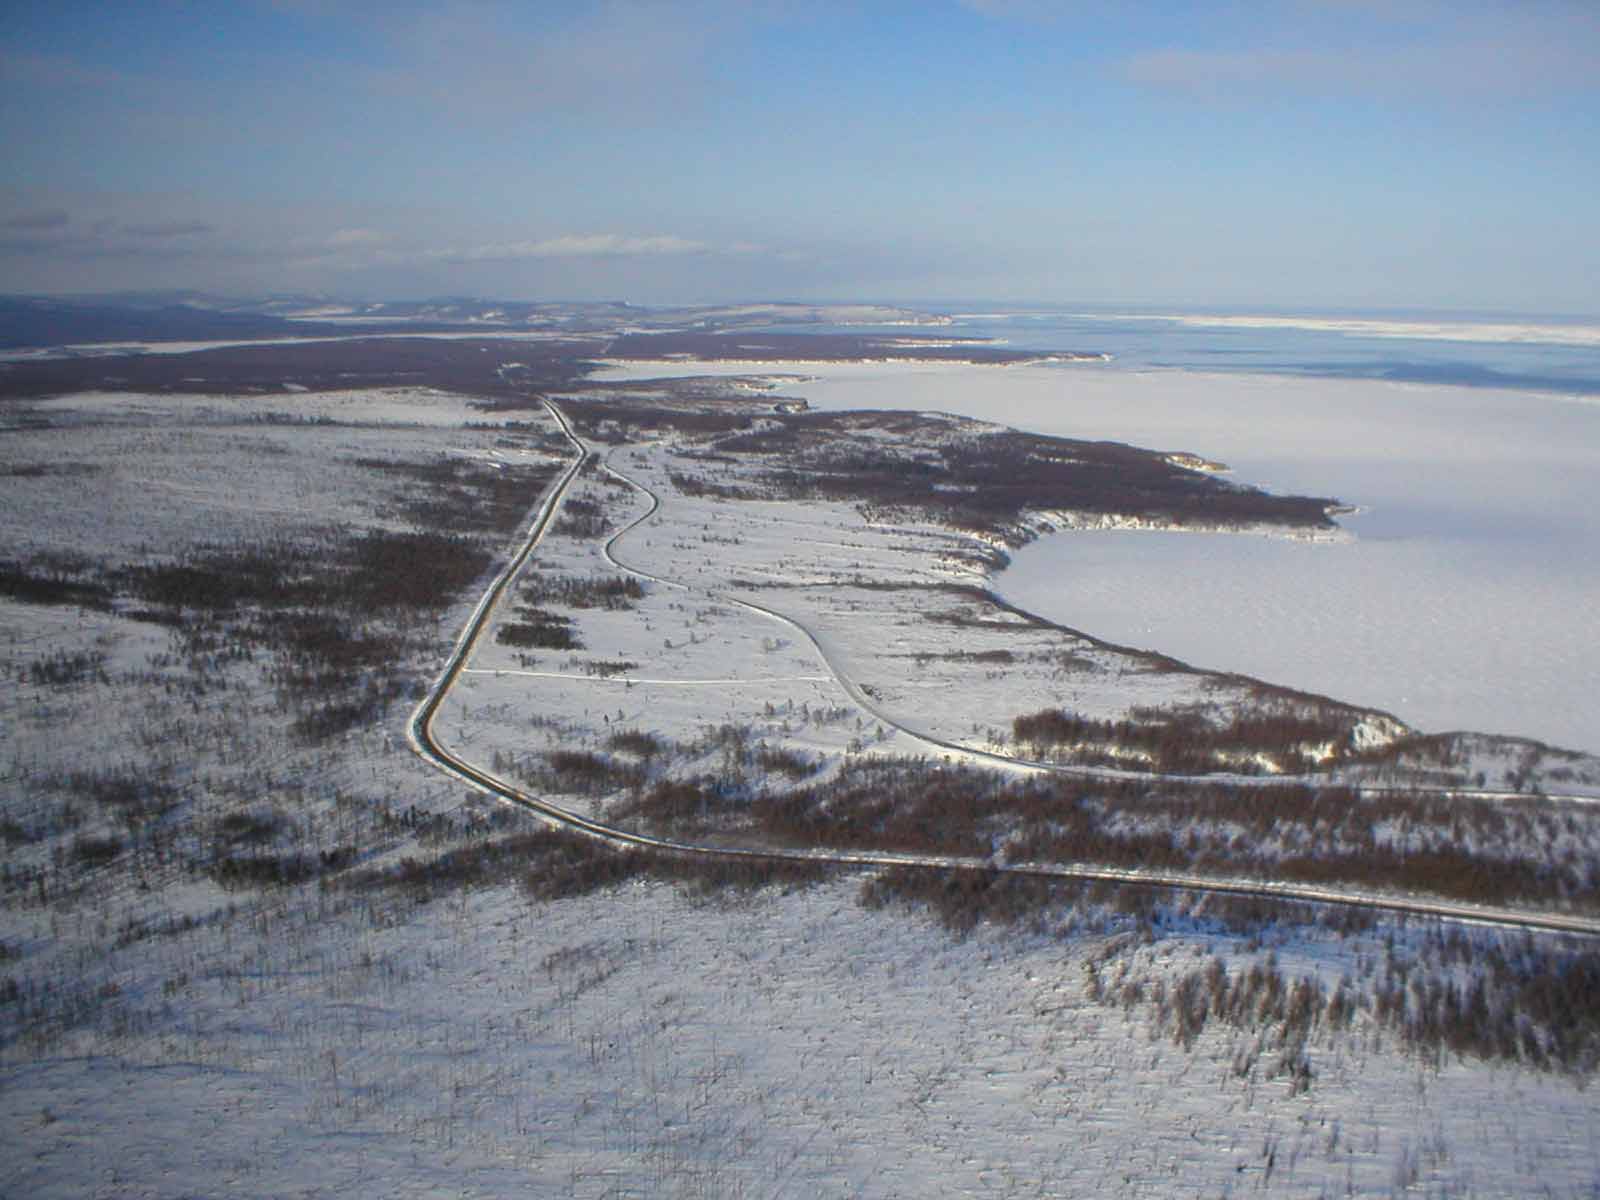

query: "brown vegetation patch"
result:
(1011, 703), (1374, 774)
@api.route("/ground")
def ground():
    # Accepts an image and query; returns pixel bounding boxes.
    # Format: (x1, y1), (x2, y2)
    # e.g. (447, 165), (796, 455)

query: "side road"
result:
(408, 400), (1600, 939)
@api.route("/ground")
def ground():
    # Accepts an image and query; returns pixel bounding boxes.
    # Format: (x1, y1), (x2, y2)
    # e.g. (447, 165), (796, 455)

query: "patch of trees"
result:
(72, 770), (181, 830)
(117, 529), (492, 616)
(556, 396), (757, 442)
(517, 570), (644, 610)
(1011, 704), (1370, 774)
(531, 750), (646, 797)
(23, 649), (109, 687)
(1, 462), (101, 479)
(566, 379), (1339, 539)
(0, 335), (590, 401)
(668, 471), (761, 501)
(602, 331), (1037, 364)
(552, 496), (611, 539)
(92, 526), (496, 745)
(1380, 934), (1600, 1074)
(209, 852), (321, 890)
(0, 559), (114, 610)
(608, 730), (664, 759)
(910, 648), (1016, 666)
(755, 744), (817, 780)
(856, 866), (1599, 1081)
(341, 825), (829, 906)
(606, 752), (1599, 916)
(497, 565), (648, 654)
(680, 410), (1341, 539)
(860, 865), (1070, 935)
(497, 611), (582, 650)
(70, 834), (123, 868)
(2, 505), (513, 764)
(355, 456), (557, 536)
(288, 685), (402, 745)
(1103, 933), (1600, 1081)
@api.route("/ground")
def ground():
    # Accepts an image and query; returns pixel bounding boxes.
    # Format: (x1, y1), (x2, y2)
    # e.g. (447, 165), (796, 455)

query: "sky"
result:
(2, 0), (1597, 312)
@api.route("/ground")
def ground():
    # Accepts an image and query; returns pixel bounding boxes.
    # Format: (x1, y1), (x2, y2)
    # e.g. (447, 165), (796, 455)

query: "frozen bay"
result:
(597, 361), (1600, 753)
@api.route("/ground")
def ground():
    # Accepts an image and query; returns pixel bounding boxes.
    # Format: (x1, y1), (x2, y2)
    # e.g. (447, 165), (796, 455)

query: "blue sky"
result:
(2, 1), (1596, 311)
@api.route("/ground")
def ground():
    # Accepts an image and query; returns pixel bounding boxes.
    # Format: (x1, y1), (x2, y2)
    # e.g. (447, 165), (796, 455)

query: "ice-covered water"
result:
(1000, 527), (1596, 749)
(597, 356), (1600, 754)
(768, 305), (1600, 397)
(853, 366), (1600, 753)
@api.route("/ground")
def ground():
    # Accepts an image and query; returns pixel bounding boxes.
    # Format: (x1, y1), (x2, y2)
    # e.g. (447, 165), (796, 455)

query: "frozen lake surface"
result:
(598, 361), (1600, 754)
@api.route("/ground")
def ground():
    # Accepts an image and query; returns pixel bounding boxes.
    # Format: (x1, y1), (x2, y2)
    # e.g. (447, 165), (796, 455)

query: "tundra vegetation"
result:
(4, 335), (1600, 1196)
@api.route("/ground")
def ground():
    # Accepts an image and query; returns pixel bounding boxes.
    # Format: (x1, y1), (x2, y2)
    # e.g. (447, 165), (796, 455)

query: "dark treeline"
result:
(609, 756), (1599, 915)
(1012, 705), (1374, 774)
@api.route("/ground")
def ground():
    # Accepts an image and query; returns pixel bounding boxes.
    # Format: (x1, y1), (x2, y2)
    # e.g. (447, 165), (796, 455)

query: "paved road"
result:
(408, 400), (1600, 939)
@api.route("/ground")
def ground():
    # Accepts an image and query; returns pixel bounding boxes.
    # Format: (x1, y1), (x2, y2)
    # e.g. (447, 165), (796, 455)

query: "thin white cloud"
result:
(364, 1), (744, 121)
(1125, 43), (1592, 101)
(444, 234), (714, 262)
(0, 210), (232, 260)
(1121, 6), (1600, 102)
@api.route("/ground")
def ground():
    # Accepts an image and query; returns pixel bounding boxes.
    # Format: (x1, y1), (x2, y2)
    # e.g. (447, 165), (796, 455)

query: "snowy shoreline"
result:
(592, 359), (1600, 754)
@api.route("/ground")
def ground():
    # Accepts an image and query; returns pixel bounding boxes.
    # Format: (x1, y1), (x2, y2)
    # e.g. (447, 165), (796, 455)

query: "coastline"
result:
(591, 358), (1600, 755)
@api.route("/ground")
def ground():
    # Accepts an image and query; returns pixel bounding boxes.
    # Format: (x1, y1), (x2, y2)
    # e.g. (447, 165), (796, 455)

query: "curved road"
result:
(408, 400), (1600, 939)
(590, 411), (1600, 808)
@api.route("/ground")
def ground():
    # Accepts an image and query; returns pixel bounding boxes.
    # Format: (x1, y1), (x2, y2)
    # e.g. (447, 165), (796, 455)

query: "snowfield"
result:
(4, 373), (1599, 1198)
(7, 876), (1599, 1199)
(595, 360), (1600, 755)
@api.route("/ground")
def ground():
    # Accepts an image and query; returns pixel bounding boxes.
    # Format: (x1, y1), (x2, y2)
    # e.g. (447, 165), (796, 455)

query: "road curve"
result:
(589, 414), (1599, 808)
(406, 400), (1600, 940)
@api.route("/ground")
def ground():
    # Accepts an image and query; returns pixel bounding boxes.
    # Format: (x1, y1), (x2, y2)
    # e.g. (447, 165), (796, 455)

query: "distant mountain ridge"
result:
(0, 293), (950, 351)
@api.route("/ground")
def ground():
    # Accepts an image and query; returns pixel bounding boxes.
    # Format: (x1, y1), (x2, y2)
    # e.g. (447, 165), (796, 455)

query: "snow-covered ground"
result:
(8, 874), (1598, 1199)
(442, 399), (1509, 795)
(6, 379), (1599, 1198)
(594, 361), (1600, 754)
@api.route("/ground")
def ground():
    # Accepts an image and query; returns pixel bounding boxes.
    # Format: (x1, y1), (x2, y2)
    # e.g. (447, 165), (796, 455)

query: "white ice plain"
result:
(596, 362), (1600, 754)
